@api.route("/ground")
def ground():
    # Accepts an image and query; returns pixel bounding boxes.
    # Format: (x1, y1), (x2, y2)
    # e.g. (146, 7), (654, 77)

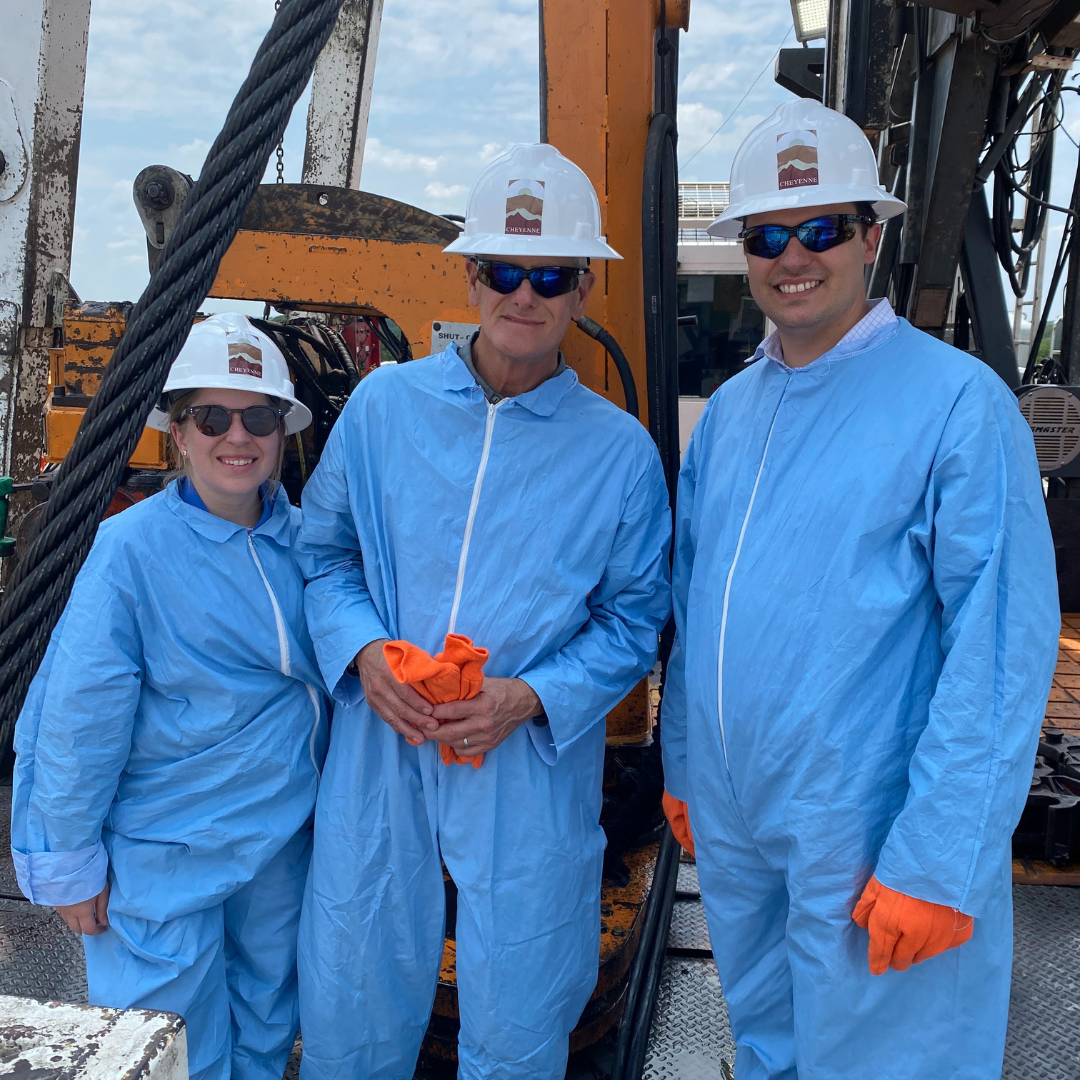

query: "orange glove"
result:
(383, 634), (489, 767)
(662, 791), (695, 857)
(851, 875), (973, 975)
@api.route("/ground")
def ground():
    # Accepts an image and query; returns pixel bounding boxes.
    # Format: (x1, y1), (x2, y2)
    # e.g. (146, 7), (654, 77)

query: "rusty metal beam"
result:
(0, 0), (90, 486)
(302, 0), (383, 189)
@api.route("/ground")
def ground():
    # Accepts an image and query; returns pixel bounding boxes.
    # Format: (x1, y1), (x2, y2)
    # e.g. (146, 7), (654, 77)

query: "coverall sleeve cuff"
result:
(517, 672), (602, 762)
(662, 773), (689, 802)
(526, 718), (558, 765)
(324, 620), (389, 704)
(13, 843), (108, 907)
(660, 746), (689, 801)
(872, 843), (968, 912)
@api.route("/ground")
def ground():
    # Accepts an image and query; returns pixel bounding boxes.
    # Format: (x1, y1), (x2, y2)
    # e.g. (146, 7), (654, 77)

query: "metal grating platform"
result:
(643, 958), (735, 1079)
(653, 856), (1080, 1080)
(0, 787), (24, 900)
(0, 899), (87, 1004)
(676, 862), (699, 894)
(1004, 885), (1080, 1080)
(667, 900), (711, 954)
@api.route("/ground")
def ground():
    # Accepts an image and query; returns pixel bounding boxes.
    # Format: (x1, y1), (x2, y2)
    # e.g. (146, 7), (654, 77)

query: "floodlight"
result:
(789, 0), (829, 43)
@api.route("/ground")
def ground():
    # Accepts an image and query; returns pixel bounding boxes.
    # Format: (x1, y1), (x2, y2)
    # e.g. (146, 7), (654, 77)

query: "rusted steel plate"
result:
(0, 995), (187, 1079)
(238, 185), (461, 247)
(605, 680), (652, 746)
(1012, 858), (1080, 886)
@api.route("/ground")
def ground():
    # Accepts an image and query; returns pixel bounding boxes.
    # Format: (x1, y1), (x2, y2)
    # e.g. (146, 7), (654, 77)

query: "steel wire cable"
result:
(0, 0), (346, 739)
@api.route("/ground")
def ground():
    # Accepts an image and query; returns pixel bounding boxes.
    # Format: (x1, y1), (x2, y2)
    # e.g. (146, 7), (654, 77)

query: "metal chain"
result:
(275, 0), (286, 183)
(0, 0), (346, 738)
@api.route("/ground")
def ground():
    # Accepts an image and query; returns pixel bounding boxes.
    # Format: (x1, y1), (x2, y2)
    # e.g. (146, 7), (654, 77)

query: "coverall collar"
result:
(440, 342), (577, 417)
(747, 296), (899, 371)
(164, 477), (293, 544)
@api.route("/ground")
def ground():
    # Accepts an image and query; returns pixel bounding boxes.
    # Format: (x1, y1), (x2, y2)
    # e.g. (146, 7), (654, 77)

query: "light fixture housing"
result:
(789, 0), (829, 43)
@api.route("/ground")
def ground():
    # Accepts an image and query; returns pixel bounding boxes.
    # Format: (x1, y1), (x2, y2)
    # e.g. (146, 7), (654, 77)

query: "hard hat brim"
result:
(443, 233), (622, 260)
(707, 187), (907, 238)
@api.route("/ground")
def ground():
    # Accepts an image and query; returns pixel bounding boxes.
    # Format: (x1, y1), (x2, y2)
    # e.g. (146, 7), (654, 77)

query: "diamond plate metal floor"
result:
(649, 859), (1080, 1080)
(643, 959), (734, 1079)
(1004, 885), (1080, 1080)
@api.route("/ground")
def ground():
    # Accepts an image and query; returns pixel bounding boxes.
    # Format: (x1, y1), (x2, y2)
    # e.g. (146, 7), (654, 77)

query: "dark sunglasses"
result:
(183, 404), (286, 438)
(472, 258), (586, 299)
(739, 214), (873, 260)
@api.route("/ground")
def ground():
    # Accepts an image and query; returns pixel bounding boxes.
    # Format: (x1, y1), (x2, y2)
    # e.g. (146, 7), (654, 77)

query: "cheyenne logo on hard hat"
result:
(228, 341), (263, 378)
(776, 130), (819, 189)
(505, 179), (545, 235)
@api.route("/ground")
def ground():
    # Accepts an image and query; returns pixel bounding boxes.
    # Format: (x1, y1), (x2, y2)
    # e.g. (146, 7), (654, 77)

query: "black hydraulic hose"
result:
(611, 99), (683, 1080)
(260, 319), (351, 373)
(625, 829), (682, 1078)
(273, 331), (345, 415)
(318, 322), (361, 382)
(574, 316), (639, 417)
(366, 316), (409, 364)
(641, 111), (681, 507)
(610, 827), (681, 1080)
(251, 319), (355, 401)
(0, 0), (347, 738)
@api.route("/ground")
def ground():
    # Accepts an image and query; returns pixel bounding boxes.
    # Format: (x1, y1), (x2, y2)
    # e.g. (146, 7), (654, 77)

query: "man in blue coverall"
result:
(661, 98), (1060, 1077)
(295, 142), (671, 1080)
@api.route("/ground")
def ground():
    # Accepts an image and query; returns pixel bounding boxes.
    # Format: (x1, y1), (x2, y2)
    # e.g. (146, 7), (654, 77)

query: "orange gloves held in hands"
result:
(852, 875), (973, 975)
(662, 792), (695, 857)
(384, 634), (489, 768)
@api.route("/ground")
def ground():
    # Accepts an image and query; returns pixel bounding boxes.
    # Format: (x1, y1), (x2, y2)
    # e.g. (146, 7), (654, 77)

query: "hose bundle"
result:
(0, 0), (346, 740)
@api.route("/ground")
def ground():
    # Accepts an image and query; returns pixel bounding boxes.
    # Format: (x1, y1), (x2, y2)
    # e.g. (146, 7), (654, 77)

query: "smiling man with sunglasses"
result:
(660, 99), (1059, 1077)
(294, 143), (671, 1080)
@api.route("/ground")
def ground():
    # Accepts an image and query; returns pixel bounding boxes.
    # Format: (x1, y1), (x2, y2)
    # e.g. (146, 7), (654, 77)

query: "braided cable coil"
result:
(0, 0), (346, 738)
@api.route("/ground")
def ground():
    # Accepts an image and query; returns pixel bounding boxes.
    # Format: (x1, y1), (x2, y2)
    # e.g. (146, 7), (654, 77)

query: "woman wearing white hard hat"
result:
(662, 98), (1057, 1077)
(11, 312), (326, 1080)
(296, 144), (670, 1080)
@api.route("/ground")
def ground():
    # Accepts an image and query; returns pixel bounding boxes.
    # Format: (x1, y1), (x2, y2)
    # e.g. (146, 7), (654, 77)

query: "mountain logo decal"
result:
(228, 341), (263, 378)
(776, 130), (819, 189)
(505, 178), (545, 235)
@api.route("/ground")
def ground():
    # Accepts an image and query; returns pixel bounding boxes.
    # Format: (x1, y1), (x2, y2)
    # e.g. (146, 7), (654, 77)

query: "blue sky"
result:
(71, 0), (1079, 329)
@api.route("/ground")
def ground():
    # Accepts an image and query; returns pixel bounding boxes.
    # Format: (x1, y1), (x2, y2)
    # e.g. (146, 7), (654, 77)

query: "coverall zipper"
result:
(248, 530), (322, 774)
(448, 398), (508, 635)
(716, 384), (786, 767)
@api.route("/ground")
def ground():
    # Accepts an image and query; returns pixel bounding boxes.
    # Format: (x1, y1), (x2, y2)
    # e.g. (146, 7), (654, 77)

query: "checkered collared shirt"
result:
(754, 297), (898, 367)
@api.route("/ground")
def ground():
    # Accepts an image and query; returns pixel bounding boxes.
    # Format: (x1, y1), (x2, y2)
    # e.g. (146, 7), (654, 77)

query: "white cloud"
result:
(365, 138), (442, 175)
(681, 63), (741, 95)
(424, 182), (468, 200)
(172, 139), (211, 175)
(677, 102), (725, 155)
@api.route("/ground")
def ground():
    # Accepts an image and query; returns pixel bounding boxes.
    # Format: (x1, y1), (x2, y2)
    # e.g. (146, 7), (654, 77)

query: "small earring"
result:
(181, 450), (187, 457)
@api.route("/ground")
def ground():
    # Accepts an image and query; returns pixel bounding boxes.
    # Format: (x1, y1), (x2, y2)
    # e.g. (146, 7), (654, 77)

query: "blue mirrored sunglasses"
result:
(739, 214), (873, 260)
(472, 258), (586, 299)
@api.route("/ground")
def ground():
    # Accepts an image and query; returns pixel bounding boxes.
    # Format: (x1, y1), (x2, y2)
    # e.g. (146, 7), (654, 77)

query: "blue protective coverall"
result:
(11, 480), (327, 1080)
(296, 344), (671, 1080)
(661, 313), (1060, 1078)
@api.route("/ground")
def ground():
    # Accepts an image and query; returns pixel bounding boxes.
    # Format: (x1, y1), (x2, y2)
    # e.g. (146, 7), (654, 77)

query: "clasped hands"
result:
(355, 638), (541, 758)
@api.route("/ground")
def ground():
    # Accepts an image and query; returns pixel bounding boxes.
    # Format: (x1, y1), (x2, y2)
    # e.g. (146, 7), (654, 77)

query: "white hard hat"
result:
(443, 143), (622, 260)
(146, 312), (313, 435)
(707, 99), (906, 238)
